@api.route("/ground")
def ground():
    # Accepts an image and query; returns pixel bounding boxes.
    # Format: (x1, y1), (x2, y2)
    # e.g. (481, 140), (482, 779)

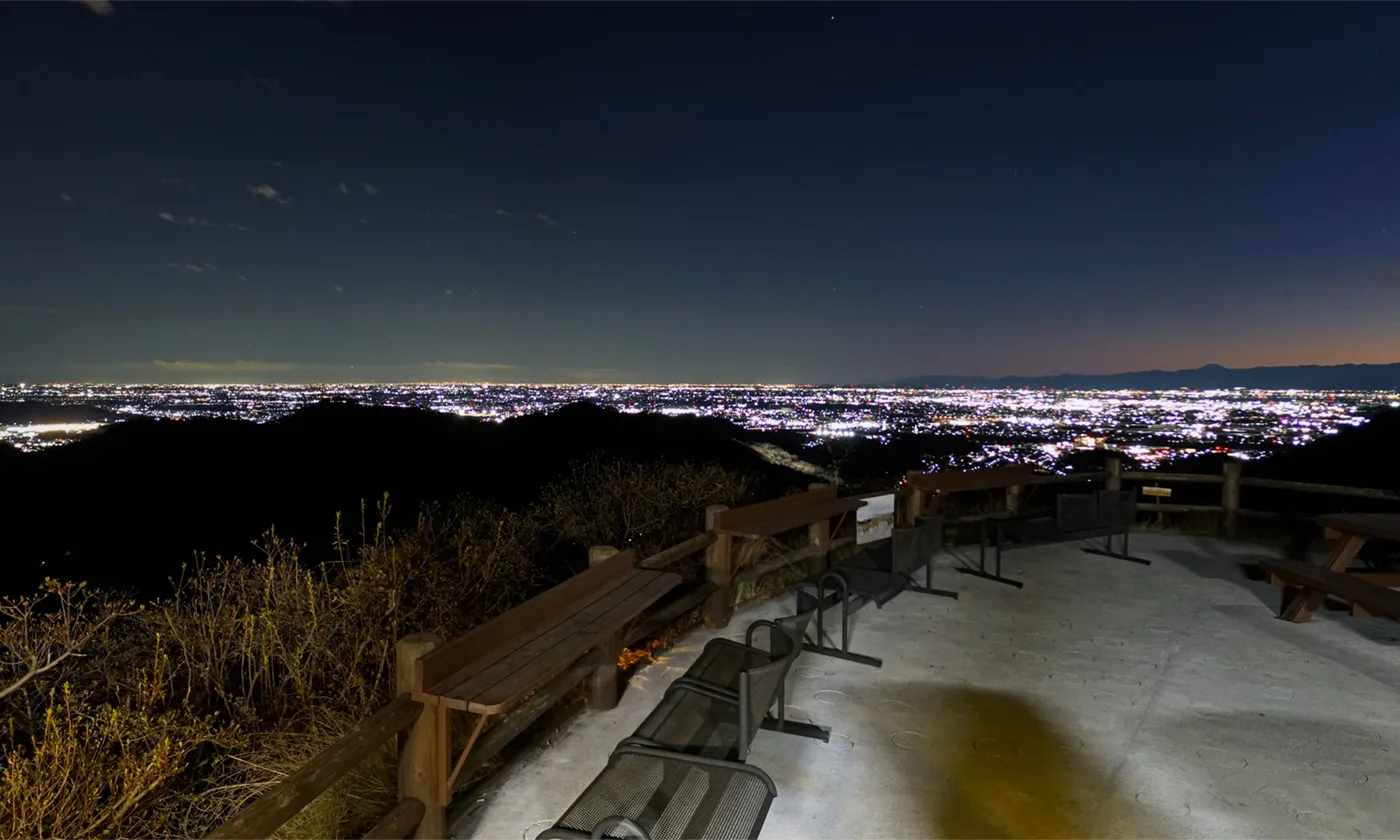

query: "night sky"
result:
(4, 3), (1400, 385)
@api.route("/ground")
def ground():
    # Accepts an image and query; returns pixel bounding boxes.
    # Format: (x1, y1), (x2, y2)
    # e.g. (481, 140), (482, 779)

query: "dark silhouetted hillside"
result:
(0, 400), (813, 596)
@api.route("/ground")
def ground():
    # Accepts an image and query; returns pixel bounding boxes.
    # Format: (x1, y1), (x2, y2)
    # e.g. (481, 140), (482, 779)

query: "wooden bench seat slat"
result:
(428, 568), (649, 708)
(716, 496), (865, 539)
(439, 569), (679, 714)
(1260, 558), (1400, 620)
(472, 571), (680, 712)
(416, 549), (638, 692)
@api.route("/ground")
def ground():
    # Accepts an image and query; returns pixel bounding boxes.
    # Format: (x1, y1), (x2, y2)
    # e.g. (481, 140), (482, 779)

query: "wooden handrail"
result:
(1238, 476), (1400, 500)
(1121, 471), (1225, 484)
(208, 694), (423, 840)
(639, 530), (717, 569)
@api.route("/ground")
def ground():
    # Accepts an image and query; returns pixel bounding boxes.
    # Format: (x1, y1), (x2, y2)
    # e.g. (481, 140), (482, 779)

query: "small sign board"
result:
(1141, 486), (1172, 499)
(856, 493), (896, 544)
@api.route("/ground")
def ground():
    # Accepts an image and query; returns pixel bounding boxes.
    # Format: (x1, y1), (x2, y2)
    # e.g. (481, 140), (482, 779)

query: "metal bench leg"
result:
(1081, 530), (1151, 565)
(958, 524), (1025, 588)
(801, 574), (883, 667)
(908, 551), (958, 599)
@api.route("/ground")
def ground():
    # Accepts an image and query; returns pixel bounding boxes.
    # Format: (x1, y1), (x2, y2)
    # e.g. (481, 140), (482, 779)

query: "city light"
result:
(0, 383), (1392, 467)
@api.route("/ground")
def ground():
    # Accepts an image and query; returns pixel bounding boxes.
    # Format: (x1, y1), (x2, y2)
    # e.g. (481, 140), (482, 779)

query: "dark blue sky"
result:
(4, 2), (1400, 384)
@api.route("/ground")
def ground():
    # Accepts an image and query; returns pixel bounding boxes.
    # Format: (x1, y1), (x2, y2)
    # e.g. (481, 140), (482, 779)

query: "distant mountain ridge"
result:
(880, 362), (1400, 391)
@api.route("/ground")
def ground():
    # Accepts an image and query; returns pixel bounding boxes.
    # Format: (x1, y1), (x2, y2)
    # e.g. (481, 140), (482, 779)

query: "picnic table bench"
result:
(1265, 513), (1400, 622)
(411, 548), (680, 801)
(967, 489), (1143, 588)
(1261, 557), (1400, 622)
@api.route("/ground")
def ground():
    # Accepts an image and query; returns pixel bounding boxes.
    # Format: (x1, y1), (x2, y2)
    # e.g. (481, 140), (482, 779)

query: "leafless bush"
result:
(542, 459), (752, 558)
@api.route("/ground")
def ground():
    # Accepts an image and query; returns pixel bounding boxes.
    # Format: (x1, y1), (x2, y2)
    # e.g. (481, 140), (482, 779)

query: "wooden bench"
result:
(411, 549), (680, 801)
(1263, 513), (1400, 619)
(1260, 557), (1400, 622)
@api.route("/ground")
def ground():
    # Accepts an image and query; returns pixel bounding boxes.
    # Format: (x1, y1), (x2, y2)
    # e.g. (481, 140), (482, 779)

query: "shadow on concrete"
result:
(878, 684), (1152, 839)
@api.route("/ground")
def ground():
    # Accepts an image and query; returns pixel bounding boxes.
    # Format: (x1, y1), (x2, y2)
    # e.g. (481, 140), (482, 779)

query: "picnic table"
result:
(411, 549), (679, 800)
(1269, 513), (1400, 622)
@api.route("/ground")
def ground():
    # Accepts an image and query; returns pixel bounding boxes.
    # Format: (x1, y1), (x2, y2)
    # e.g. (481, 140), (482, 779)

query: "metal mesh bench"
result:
(841, 515), (958, 599)
(623, 609), (829, 759)
(967, 489), (1147, 588)
(795, 565), (903, 668)
(538, 745), (776, 840)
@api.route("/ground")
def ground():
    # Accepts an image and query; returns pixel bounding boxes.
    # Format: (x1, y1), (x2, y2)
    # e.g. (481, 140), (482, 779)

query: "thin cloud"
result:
(263, 159), (283, 168)
(444, 289), (454, 297)
(337, 181), (351, 195)
(203, 263), (219, 273)
(359, 182), (379, 195)
(495, 208), (512, 218)
(332, 285), (344, 293)
(242, 71), (279, 89)
(236, 275), (248, 282)
(441, 212), (457, 221)
(533, 213), (557, 227)
(60, 193), (73, 204)
(80, 0), (114, 14)
(247, 184), (291, 204)
(420, 361), (516, 371)
(228, 221), (252, 232)
(167, 262), (204, 274)
(156, 212), (216, 228)
(148, 360), (298, 373)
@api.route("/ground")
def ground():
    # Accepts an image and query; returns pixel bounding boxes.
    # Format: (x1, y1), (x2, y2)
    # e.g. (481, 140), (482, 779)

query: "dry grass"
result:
(0, 461), (756, 839)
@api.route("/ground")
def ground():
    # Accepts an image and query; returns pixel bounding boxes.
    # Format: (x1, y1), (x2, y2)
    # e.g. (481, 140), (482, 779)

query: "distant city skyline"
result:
(5, 4), (1400, 383)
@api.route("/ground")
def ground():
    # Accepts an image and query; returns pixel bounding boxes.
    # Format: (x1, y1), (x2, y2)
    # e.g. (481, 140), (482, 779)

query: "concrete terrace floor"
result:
(461, 533), (1400, 839)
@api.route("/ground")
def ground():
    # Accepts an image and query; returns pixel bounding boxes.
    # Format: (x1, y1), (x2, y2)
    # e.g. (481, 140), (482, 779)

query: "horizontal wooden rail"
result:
(733, 536), (856, 586)
(363, 797), (425, 840)
(208, 693), (423, 840)
(639, 530), (717, 569)
(1134, 502), (1224, 514)
(1238, 476), (1400, 500)
(1121, 471), (1225, 484)
(1027, 471), (1108, 485)
(626, 583), (716, 647)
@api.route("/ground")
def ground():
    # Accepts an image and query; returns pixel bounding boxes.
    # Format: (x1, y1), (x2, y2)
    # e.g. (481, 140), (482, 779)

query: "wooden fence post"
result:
(1005, 484), (1023, 517)
(1222, 459), (1242, 536)
(1105, 456), (1122, 491)
(396, 633), (444, 840)
(704, 504), (733, 628)
(806, 483), (831, 576)
(904, 471), (925, 524)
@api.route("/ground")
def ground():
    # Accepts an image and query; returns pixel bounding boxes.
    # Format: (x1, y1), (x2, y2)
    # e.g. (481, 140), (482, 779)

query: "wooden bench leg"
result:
(1280, 535), (1366, 622)
(1351, 602), (1372, 618)
(589, 631), (623, 711)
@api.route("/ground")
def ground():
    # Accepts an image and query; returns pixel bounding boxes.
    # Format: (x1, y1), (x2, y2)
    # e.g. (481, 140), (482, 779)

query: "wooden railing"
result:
(903, 458), (1399, 538)
(208, 484), (856, 840)
(211, 460), (1398, 838)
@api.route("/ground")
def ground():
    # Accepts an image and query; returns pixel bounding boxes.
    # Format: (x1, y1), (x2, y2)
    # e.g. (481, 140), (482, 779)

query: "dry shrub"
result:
(1, 659), (235, 839)
(542, 459), (751, 559)
(1, 496), (542, 839)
